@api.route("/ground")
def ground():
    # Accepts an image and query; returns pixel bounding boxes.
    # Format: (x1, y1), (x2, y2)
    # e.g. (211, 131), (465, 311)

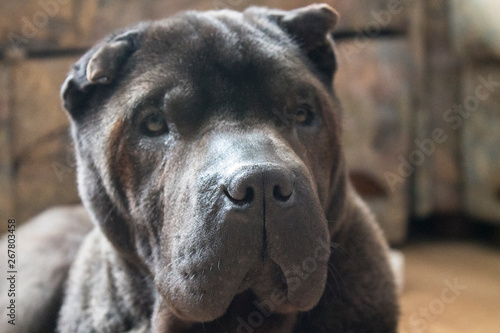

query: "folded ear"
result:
(61, 29), (141, 119)
(249, 4), (340, 85)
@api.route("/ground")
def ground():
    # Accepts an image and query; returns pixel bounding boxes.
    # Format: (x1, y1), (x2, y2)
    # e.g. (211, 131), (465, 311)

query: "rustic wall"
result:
(413, 0), (463, 216)
(0, 0), (410, 54)
(462, 66), (500, 222)
(336, 38), (414, 244)
(11, 57), (80, 223)
(451, 0), (500, 224)
(451, 0), (500, 61)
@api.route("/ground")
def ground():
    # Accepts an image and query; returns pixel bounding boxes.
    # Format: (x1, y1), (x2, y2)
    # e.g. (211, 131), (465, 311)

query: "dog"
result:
(1, 4), (398, 332)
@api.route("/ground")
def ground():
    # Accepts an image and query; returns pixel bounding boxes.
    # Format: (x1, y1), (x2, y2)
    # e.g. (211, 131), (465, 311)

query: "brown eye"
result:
(141, 114), (168, 137)
(296, 104), (315, 126)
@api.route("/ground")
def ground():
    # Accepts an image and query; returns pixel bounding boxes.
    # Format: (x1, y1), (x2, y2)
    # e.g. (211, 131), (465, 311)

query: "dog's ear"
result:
(277, 4), (339, 83)
(250, 4), (339, 85)
(61, 29), (141, 119)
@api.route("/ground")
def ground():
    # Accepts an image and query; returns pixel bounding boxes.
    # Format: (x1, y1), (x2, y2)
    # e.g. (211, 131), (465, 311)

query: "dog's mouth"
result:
(155, 241), (330, 323)
(153, 192), (331, 322)
(238, 257), (299, 314)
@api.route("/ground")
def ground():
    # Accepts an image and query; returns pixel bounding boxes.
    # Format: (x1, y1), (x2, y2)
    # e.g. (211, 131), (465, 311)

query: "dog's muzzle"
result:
(156, 131), (330, 322)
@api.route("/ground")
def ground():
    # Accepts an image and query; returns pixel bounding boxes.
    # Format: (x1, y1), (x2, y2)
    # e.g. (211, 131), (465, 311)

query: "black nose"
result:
(224, 164), (294, 205)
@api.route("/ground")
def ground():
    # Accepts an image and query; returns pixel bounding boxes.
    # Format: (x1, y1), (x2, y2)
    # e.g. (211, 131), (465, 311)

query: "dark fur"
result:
(1, 5), (398, 332)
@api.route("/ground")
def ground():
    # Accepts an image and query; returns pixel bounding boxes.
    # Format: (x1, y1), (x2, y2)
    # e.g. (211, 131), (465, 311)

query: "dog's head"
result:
(62, 4), (346, 322)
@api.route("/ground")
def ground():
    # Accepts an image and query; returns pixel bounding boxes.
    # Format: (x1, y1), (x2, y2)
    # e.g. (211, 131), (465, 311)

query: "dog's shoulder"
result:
(0, 206), (93, 333)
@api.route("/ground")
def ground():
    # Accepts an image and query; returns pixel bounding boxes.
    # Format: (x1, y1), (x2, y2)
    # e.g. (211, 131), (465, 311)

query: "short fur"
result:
(0, 5), (398, 333)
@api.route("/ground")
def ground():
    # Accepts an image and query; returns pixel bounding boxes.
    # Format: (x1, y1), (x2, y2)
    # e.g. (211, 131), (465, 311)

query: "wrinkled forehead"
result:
(120, 12), (321, 116)
(143, 10), (301, 72)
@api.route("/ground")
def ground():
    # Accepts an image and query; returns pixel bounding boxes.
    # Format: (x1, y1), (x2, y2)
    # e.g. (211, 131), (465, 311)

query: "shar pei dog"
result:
(1, 4), (399, 333)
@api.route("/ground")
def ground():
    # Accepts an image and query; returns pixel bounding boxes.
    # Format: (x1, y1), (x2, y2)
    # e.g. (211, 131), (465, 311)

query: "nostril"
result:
(224, 187), (254, 205)
(224, 165), (294, 206)
(273, 185), (292, 202)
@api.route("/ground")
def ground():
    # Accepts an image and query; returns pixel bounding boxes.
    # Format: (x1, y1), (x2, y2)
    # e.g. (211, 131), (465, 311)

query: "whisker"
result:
(329, 242), (349, 259)
(327, 262), (347, 292)
(153, 256), (185, 283)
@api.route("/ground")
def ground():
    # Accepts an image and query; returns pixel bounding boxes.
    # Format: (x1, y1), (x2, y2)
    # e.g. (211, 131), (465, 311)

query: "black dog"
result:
(1, 4), (398, 332)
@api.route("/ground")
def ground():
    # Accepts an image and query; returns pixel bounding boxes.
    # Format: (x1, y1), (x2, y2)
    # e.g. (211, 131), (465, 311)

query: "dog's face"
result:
(62, 5), (345, 322)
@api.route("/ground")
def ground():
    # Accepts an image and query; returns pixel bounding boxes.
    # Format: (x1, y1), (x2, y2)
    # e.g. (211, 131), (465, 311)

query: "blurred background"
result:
(0, 0), (499, 332)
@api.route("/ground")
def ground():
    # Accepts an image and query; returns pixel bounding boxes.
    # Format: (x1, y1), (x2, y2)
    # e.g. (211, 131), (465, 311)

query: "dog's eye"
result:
(141, 114), (168, 137)
(295, 104), (315, 126)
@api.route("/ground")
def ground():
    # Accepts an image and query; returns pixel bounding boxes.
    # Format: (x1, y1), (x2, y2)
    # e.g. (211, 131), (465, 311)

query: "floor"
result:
(398, 241), (500, 333)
